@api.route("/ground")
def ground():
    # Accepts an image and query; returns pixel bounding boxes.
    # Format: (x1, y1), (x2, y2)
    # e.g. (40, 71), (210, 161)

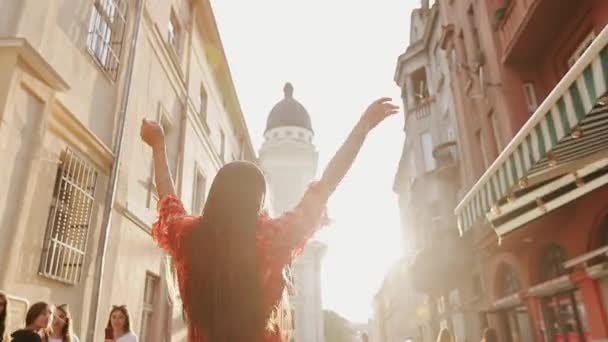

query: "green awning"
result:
(456, 26), (608, 236)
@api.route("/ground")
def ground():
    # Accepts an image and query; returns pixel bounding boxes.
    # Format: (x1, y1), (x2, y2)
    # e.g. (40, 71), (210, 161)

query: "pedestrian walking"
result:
(437, 328), (454, 342)
(10, 302), (52, 342)
(45, 305), (79, 342)
(0, 292), (8, 342)
(104, 306), (137, 342)
(141, 97), (399, 341)
(481, 328), (498, 342)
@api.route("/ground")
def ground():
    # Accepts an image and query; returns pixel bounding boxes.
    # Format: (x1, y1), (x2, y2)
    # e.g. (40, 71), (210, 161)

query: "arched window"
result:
(540, 244), (568, 281)
(500, 264), (521, 297)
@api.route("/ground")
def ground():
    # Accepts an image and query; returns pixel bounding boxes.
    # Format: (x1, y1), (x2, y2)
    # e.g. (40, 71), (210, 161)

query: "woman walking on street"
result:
(46, 305), (79, 342)
(104, 306), (137, 342)
(10, 302), (52, 342)
(437, 328), (454, 342)
(481, 328), (498, 342)
(141, 97), (398, 341)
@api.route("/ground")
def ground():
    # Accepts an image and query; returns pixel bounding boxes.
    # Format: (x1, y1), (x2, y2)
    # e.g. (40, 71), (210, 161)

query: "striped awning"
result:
(455, 25), (608, 235)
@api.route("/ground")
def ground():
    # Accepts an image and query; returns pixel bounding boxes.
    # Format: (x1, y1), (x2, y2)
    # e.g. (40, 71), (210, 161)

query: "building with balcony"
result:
(370, 260), (420, 342)
(444, 0), (608, 341)
(0, 0), (258, 341)
(387, 1), (481, 341)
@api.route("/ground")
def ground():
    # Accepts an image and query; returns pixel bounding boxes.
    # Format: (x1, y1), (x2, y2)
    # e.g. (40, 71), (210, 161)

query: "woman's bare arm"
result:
(320, 98), (399, 195)
(152, 144), (176, 197)
(141, 119), (176, 198)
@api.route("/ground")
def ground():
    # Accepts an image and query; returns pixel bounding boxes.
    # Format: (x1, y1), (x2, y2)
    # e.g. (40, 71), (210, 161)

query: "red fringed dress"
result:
(152, 181), (330, 342)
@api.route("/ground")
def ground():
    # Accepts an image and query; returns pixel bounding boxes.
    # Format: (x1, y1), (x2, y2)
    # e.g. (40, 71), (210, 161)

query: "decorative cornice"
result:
(49, 100), (114, 172)
(0, 38), (69, 91)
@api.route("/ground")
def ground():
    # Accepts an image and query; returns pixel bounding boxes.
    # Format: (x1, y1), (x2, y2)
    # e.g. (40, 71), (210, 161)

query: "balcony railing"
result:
(408, 96), (434, 120)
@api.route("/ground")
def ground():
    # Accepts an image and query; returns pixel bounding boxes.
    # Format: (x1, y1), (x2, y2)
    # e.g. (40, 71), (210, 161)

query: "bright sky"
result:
(211, 0), (419, 323)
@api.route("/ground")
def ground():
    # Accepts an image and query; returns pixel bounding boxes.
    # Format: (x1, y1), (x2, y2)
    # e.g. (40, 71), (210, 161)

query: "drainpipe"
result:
(86, 0), (145, 340)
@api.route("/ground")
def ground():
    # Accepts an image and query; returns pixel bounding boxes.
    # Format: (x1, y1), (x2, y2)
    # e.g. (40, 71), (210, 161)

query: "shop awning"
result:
(455, 25), (608, 236)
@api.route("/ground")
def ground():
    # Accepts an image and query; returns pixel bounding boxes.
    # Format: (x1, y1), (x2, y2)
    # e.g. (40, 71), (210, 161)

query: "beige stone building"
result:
(0, 0), (262, 341)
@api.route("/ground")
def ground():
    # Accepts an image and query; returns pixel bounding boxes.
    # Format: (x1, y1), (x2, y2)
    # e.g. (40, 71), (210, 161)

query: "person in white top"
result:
(46, 304), (80, 342)
(104, 306), (138, 342)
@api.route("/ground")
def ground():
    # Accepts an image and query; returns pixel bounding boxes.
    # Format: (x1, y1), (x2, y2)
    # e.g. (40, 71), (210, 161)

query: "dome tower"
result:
(258, 83), (326, 342)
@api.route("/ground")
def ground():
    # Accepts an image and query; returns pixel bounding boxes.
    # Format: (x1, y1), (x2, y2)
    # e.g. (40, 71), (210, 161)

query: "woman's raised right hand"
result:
(359, 97), (399, 131)
(140, 119), (165, 149)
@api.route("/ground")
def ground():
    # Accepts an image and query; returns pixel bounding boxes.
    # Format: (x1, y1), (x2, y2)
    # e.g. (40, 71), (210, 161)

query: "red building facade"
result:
(440, 0), (608, 341)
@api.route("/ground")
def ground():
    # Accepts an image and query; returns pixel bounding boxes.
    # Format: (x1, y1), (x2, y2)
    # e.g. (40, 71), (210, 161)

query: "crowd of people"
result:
(0, 293), (138, 342)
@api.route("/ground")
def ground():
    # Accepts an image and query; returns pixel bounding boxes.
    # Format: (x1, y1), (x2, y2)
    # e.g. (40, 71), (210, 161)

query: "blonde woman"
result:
(46, 305), (79, 342)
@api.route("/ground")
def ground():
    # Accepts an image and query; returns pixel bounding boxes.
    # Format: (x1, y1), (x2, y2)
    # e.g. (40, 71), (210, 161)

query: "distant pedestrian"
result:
(10, 302), (52, 342)
(104, 305), (137, 342)
(0, 292), (8, 342)
(141, 97), (399, 341)
(481, 328), (498, 342)
(437, 328), (454, 342)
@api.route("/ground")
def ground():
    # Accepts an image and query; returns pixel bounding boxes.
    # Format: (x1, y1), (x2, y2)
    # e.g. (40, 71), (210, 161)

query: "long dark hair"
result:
(25, 302), (51, 329)
(184, 161), (267, 341)
(106, 305), (131, 333)
(51, 304), (73, 342)
(0, 292), (7, 339)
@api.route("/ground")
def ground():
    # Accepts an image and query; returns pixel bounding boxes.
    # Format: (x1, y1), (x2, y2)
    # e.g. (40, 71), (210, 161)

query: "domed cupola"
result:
(265, 83), (313, 133)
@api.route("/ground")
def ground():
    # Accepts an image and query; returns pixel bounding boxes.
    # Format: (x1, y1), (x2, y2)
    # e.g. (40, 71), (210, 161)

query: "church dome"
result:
(265, 83), (313, 133)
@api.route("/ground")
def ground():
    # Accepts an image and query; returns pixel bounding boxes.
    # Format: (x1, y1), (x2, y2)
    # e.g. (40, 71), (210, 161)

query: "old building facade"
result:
(383, 1), (481, 341)
(443, 0), (608, 341)
(0, 0), (257, 341)
(380, 0), (608, 341)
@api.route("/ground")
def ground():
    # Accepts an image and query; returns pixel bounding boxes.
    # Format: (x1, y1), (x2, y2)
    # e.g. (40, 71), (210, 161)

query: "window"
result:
(86, 0), (127, 79)
(447, 126), (456, 141)
(199, 84), (209, 131)
(39, 149), (98, 284)
(421, 131), (436, 172)
(140, 273), (159, 342)
(472, 273), (482, 295)
(500, 265), (521, 297)
(411, 68), (430, 106)
(540, 244), (568, 281)
(568, 32), (596, 68)
(489, 110), (502, 151)
(168, 9), (181, 56)
(408, 147), (417, 182)
(192, 167), (206, 214)
(599, 217), (608, 247)
(522, 82), (538, 114)
(477, 130), (489, 168)
(219, 130), (226, 162)
(458, 31), (469, 69)
(467, 5), (483, 66)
